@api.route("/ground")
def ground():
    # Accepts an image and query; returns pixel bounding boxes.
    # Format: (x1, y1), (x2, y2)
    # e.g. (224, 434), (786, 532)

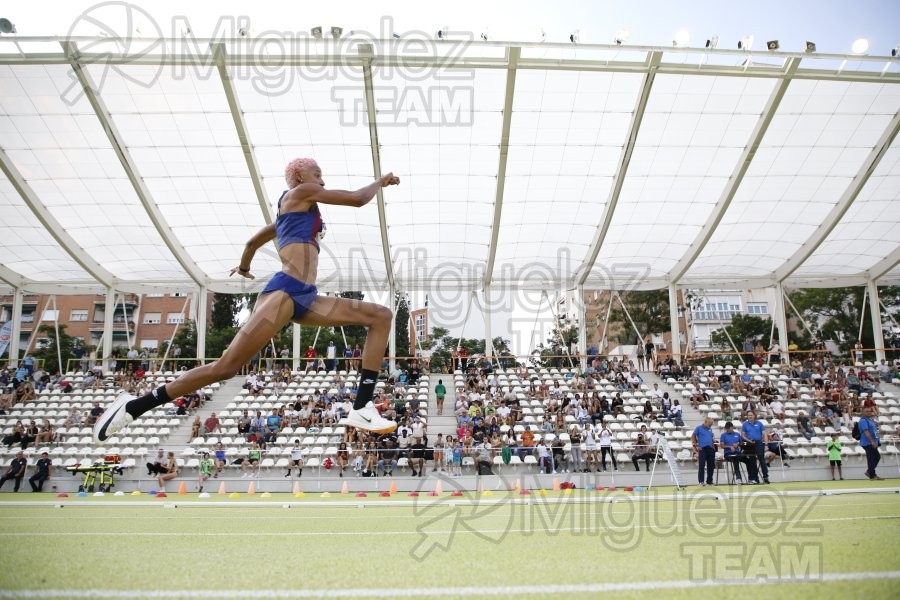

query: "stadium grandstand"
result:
(0, 2), (899, 598)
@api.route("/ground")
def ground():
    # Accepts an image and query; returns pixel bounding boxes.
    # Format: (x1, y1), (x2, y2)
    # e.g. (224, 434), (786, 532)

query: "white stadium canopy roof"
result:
(0, 36), (899, 295)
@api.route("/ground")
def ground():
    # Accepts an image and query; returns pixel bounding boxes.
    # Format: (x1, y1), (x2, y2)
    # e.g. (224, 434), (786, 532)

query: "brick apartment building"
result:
(0, 291), (214, 357)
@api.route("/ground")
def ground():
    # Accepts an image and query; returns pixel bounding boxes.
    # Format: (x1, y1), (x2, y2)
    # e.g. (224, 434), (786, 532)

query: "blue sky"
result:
(7, 0), (900, 56)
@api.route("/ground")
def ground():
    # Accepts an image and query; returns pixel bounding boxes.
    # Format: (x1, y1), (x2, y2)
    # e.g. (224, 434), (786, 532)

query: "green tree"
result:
(608, 290), (670, 345)
(394, 293), (410, 361)
(789, 286), (900, 355)
(710, 314), (772, 351)
(33, 323), (75, 374)
(210, 294), (241, 329)
(170, 320), (197, 359)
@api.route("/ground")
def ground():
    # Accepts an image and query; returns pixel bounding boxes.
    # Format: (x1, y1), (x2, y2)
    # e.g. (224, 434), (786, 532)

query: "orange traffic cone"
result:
(552, 477), (560, 491)
(513, 478), (521, 492)
(177, 481), (187, 495)
(217, 482), (226, 495)
(247, 481), (255, 495)
(389, 480), (397, 495)
(341, 481), (349, 494)
(292, 481), (301, 495)
(434, 480), (443, 495)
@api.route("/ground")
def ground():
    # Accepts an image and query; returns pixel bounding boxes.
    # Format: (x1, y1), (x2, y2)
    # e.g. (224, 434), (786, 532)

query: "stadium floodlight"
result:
(705, 35), (719, 49)
(851, 38), (869, 54)
(614, 27), (630, 45)
(331, 27), (343, 39)
(310, 26), (323, 40)
(805, 41), (817, 53)
(570, 29), (579, 43)
(0, 18), (16, 34)
(766, 40), (780, 51)
(738, 35), (754, 50)
(673, 29), (690, 47)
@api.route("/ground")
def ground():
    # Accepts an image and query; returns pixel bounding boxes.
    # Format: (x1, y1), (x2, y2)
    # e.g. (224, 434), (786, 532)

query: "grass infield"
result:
(0, 480), (898, 599)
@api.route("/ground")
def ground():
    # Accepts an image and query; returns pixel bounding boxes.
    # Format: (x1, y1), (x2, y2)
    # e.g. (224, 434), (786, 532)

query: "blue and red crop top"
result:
(275, 190), (324, 251)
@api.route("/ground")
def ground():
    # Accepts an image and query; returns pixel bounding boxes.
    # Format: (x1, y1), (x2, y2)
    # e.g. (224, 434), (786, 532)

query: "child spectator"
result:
(826, 434), (843, 481)
(286, 440), (303, 478)
(198, 452), (213, 492)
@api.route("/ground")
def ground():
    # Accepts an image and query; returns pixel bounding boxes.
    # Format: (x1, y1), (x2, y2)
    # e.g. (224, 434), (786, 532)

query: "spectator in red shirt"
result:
(304, 346), (317, 373)
(203, 412), (220, 435)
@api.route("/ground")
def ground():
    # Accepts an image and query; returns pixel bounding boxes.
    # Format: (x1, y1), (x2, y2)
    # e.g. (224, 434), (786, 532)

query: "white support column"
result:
(668, 284), (681, 361)
(577, 285), (587, 371)
(196, 286), (208, 364)
(773, 284), (790, 364)
(292, 324), (301, 371)
(389, 285), (397, 372)
(484, 287), (493, 360)
(8, 289), (23, 368)
(867, 280), (886, 362)
(103, 289), (115, 373)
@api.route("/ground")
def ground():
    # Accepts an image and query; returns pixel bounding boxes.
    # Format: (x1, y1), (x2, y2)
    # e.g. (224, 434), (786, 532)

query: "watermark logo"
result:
(681, 542), (823, 581)
(58, 4), (477, 128)
(62, 1), (165, 105)
(407, 484), (824, 563)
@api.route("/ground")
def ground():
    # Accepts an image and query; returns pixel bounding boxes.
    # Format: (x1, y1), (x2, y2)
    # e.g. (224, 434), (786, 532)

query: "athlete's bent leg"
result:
(297, 296), (394, 433)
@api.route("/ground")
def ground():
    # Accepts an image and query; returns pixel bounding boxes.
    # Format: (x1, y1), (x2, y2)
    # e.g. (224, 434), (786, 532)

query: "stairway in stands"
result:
(162, 375), (246, 449)
(640, 370), (703, 428)
(425, 375), (457, 438)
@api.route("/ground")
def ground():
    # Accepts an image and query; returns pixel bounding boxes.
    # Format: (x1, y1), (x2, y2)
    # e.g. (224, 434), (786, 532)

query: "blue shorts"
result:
(261, 272), (318, 320)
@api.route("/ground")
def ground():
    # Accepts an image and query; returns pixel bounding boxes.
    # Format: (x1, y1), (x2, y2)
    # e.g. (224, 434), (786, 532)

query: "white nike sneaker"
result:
(92, 391), (136, 443)
(339, 402), (398, 435)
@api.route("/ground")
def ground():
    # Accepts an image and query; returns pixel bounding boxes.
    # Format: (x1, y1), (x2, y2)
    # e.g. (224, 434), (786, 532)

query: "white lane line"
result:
(1, 570), (898, 597)
(0, 514), (896, 537)
(6, 499), (898, 521)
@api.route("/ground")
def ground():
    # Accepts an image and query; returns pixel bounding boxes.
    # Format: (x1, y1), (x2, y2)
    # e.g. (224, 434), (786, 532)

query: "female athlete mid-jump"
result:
(94, 158), (400, 442)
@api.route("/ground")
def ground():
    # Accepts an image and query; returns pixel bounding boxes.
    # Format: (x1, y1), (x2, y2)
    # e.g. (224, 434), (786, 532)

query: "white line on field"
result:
(0, 514), (896, 537)
(1, 570), (898, 597)
(5, 499), (896, 520)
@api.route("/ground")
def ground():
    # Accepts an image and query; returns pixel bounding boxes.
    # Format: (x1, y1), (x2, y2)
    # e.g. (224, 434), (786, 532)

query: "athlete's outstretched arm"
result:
(230, 223), (276, 279)
(300, 173), (400, 208)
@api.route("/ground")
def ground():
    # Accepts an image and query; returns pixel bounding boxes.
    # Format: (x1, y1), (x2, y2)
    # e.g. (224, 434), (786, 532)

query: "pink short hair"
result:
(285, 158), (318, 188)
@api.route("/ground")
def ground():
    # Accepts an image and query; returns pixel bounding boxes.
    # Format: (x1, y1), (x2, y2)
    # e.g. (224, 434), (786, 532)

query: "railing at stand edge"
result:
(53, 347), (900, 380)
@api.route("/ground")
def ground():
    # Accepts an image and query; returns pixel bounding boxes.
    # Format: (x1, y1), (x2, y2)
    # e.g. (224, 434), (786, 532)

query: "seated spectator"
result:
(720, 422), (750, 484)
(213, 443), (226, 478)
(86, 402), (105, 426)
(29, 451), (52, 492)
(63, 407), (82, 428)
(631, 434), (654, 471)
(0, 451), (27, 492)
(377, 439), (398, 476)
(535, 440), (552, 474)
(203, 413), (220, 435)
(190, 416), (202, 439)
(409, 437), (426, 477)
(336, 442), (349, 477)
(670, 400), (684, 427)
(157, 452), (178, 491)
(248, 411), (266, 441)
(264, 409), (282, 443)
(286, 440), (304, 478)
(241, 442), (262, 478)
(34, 420), (54, 445)
(198, 452), (213, 493)
(146, 448), (167, 476)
